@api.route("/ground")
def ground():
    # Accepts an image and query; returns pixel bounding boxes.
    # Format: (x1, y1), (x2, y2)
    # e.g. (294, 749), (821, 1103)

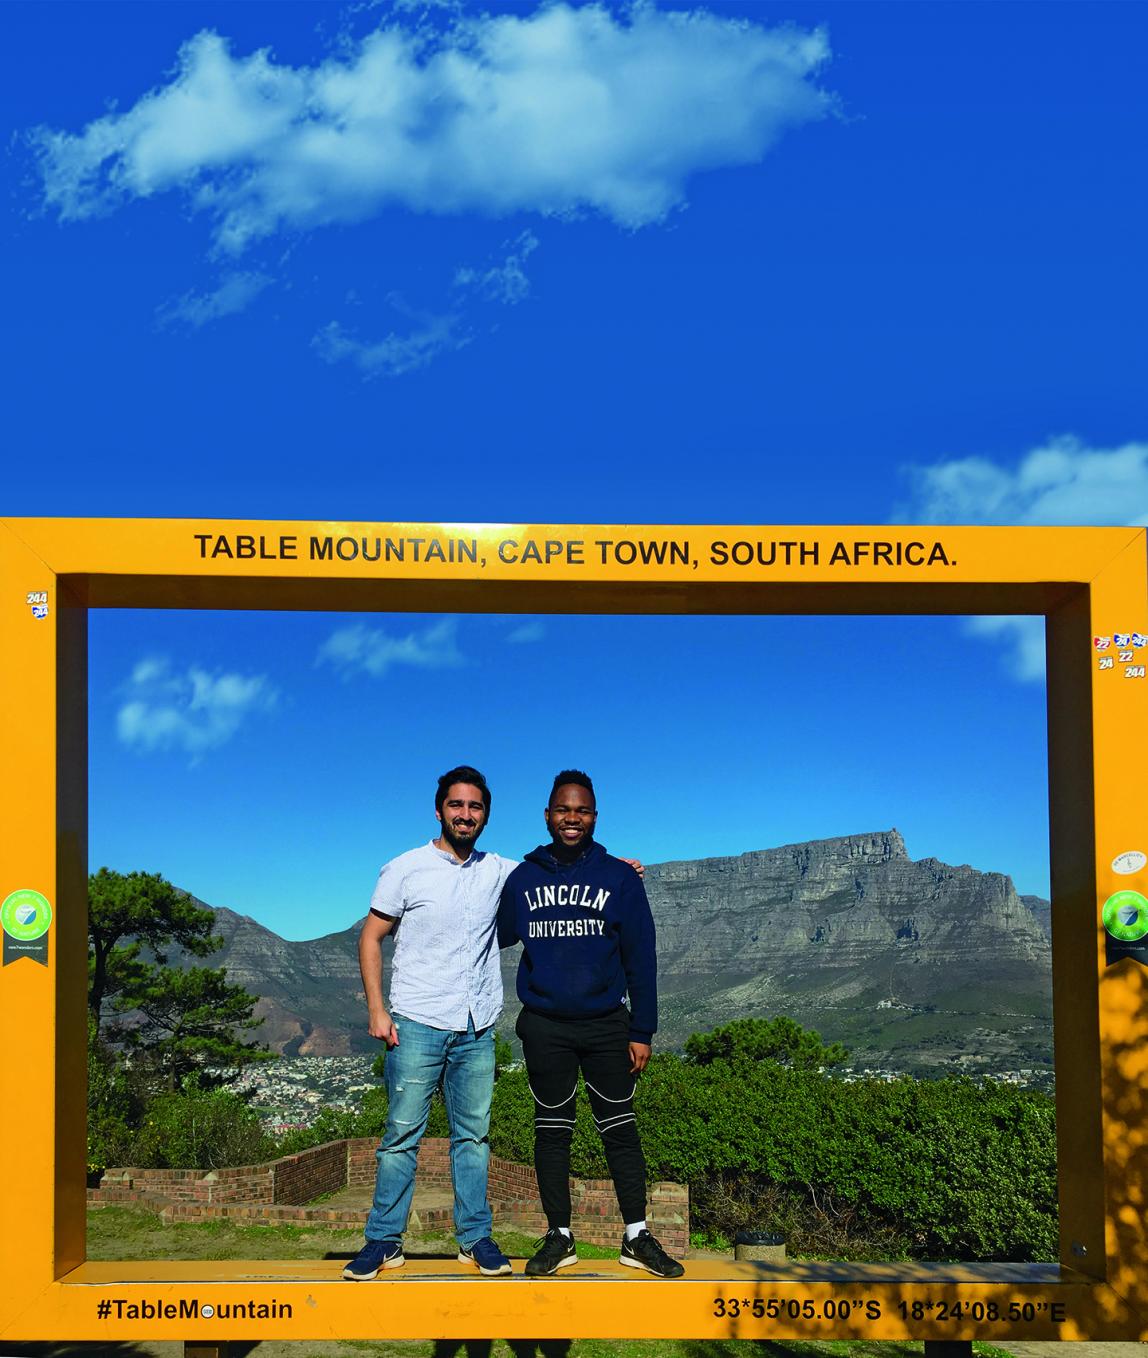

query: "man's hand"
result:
(620, 857), (645, 880)
(369, 1010), (399, 1048)
(629, 1041), (651, 1073)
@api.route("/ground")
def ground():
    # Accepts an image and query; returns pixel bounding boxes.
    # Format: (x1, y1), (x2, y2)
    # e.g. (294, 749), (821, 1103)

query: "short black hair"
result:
(549, 769), (595, 805)
(436, 765), (492, 816)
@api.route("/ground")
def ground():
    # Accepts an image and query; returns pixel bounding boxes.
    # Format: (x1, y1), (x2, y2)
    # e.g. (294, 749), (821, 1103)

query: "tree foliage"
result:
(684, 1015), (848, 1070)
(88, 867), (271, 1096)
(88, 868), (219, 1020)
(275, 1083), (449, 1156)
(118, 964), (273, 1090)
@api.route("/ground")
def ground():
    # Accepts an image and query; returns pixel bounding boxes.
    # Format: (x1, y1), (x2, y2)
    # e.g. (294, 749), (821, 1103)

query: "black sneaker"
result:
(525, 1228), (578, 1276)
(619, 1229), (684, 1278)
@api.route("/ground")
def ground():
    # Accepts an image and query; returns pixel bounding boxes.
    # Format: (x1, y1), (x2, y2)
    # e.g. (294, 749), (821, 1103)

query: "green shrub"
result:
(87, 1016), (139, 1175)
(275, 1106), (362, 1157)
(130, 1083), (275, 1169)
(492, 1054), (1056, 1262)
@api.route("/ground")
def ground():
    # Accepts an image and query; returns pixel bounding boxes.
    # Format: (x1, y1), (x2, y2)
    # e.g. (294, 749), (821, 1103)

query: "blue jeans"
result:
(365, 1014), (495, 1248)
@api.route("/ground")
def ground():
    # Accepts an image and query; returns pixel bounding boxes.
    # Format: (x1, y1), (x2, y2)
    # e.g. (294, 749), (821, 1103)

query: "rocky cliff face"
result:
(196, 829), (1052, 1072)
(190, 906), (366, 1058)
(643, 830), (1051, 1070)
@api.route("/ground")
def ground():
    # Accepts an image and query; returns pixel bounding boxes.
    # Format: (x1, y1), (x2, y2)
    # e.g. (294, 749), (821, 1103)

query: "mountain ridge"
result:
(189, 828), (1052, 1073)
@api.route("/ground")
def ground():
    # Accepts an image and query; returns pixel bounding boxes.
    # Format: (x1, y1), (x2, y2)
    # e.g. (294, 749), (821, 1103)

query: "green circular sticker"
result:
(1102, 890), (1148, 943)
(1, 889), (52, 942)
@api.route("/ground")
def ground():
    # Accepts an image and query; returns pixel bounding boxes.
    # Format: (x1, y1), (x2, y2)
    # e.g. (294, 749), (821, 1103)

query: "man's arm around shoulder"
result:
(497, 870), (521, 949)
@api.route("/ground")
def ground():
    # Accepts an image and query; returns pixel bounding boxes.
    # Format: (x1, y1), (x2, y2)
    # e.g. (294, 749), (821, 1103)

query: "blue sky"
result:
(6, 1), (1147, 938)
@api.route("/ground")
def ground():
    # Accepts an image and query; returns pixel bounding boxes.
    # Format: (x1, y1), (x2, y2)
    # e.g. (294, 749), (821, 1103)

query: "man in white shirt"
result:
(343, 765), (516, 1280)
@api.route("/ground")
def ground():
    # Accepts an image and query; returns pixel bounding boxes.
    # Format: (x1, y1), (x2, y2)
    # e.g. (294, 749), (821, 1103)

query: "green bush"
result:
(130, 1083), (276, 1170)
(492, 1054), (1056, 1262)
(87, 1016), (139, 1175)
(275, 1106), (362, 1157)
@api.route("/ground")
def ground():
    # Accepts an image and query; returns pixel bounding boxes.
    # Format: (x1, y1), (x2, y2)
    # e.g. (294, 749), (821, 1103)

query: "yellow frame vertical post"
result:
(0, 526), (68, 1299)
(0, 519), (1145, 1343)
(1087, 540), (1148, 1313)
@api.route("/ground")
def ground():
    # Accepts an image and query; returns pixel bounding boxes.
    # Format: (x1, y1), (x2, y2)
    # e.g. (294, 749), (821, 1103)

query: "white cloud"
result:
(897, 433), (1148, 683)
(317, 617), (463, 677)
(156, 270), (273, 328)
(897, 434), (1148, 527)
(116, 657), (277, 755)
(312, 305), (468, 378)
(315, 232), (537, 378)
(455, 231), (539, 305)
(964, 616), (1046, 683)
(34, 7), (834, 252)
(505, 620), (545, 644)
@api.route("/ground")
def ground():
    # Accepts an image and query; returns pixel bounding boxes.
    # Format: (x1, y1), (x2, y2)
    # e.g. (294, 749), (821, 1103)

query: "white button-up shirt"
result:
(369, 840), (517, 1032)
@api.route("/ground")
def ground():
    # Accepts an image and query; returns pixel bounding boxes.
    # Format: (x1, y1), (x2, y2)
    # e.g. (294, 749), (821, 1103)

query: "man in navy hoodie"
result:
(498, 770), (684, 1278)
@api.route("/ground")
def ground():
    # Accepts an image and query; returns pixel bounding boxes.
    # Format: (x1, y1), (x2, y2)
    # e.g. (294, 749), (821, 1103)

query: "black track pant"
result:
(516, 1005), (647, 1229)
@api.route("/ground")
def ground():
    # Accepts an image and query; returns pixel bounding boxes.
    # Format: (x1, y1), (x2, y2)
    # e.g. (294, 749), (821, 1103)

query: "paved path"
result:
(320, 1181), (456, 1231)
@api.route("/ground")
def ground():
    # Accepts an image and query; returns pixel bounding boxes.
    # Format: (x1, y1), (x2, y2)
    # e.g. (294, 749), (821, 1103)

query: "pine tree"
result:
(88, 867), (271, 1091)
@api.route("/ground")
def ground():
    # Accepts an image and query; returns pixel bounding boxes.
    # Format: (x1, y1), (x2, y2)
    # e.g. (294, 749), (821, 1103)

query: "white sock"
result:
(557, 1226), (573, 1239)
(624, 1221), (647, 1241)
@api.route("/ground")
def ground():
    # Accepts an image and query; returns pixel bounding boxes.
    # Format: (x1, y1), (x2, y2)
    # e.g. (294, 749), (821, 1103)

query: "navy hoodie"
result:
(497, 839), (657, 1043)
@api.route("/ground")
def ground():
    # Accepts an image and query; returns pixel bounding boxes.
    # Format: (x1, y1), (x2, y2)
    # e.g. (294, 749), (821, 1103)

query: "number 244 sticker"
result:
(1098, 657), (1145, 677)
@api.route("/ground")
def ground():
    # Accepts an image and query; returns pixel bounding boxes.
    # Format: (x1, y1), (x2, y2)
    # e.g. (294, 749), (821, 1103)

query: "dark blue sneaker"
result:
(343, 1239), (405, 1279)
(458, 1236), (512, 1275)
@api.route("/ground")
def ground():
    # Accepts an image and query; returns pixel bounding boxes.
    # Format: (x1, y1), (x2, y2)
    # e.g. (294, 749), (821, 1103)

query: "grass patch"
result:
(88, 1206), (365, 1261)
(87, 1208), (617, 1264)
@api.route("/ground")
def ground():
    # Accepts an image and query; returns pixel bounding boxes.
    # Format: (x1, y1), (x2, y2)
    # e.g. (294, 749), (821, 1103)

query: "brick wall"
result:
(89, 1135), (689, 1256)
(94, 1164), (274, 1205)
(354, 1138), (688, 1255)
(347, 1136), (377, 1187)
(92, 1139), (349, 1207)
(347, 1135), (452, 1187)
(272, 1139), (348, 1205)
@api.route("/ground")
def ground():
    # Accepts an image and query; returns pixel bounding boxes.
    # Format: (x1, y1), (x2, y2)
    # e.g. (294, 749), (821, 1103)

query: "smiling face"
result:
(545, 782), (598, 853)
(436, 782), (488, 856)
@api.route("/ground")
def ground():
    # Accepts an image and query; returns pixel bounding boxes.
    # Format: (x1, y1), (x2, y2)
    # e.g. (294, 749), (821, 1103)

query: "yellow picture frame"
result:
(1, 517), (1145, 1343)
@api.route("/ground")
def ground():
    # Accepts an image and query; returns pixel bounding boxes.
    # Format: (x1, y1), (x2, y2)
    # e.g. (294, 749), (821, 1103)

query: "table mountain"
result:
(645, 829), (1051, 1073)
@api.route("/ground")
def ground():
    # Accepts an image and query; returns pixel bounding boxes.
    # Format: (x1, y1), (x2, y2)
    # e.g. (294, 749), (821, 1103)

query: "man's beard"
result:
(549, 833), (592, 864)
(442, 820), (481, 855)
